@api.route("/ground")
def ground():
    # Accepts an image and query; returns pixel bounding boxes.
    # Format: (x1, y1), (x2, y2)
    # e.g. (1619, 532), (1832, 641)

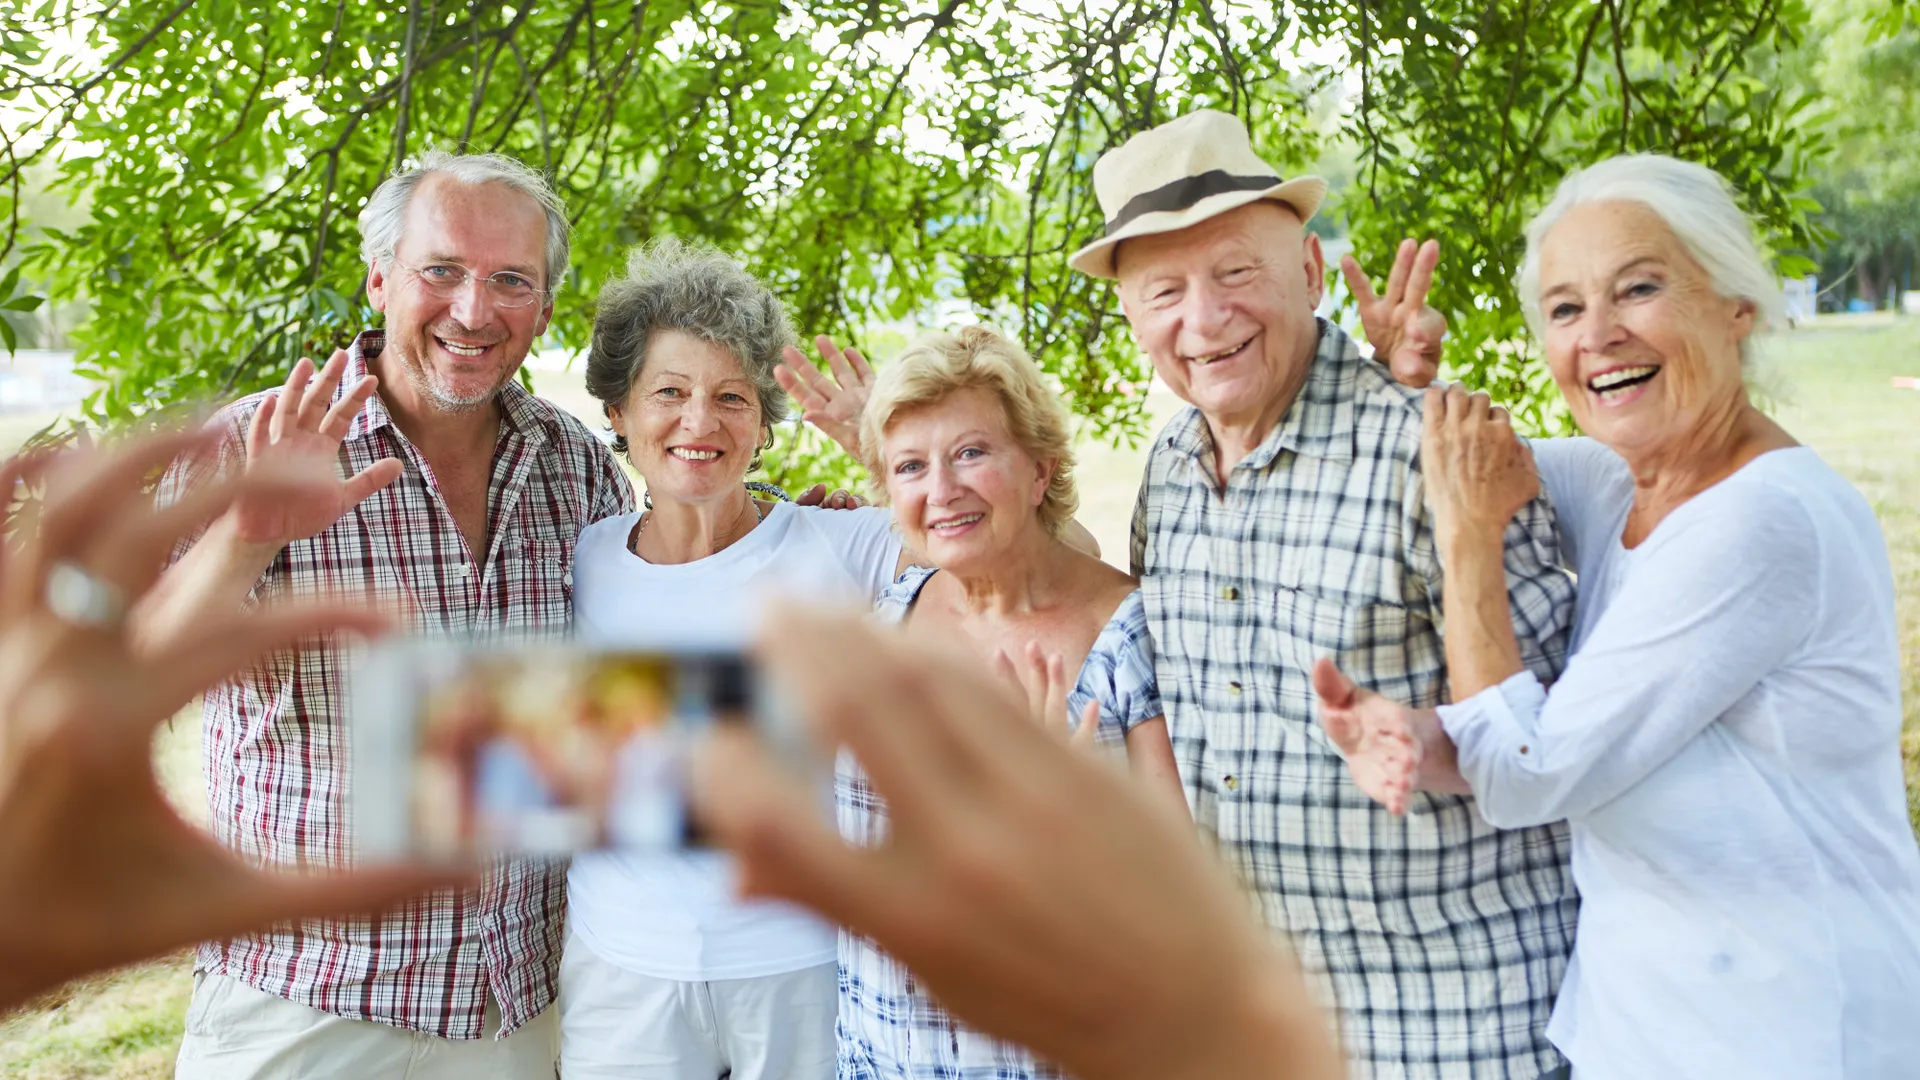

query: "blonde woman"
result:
(783, 326), (1184, 1079)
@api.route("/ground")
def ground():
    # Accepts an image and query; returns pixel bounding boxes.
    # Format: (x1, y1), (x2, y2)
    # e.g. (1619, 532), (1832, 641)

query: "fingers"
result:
(793, 483), (828, 507)
(320, 375), (380, 440)
(689, 724), (893, 928)
(775, 351), (832, 410)
(296, 351), (350, 431)
(1464, 387), (1490, 423)
(26, 431), (215, 586)
(1403, 239), (1440, 310)
(220, 862), (473, 938)
(1383, 238), (1417, 308)
(817, 336), (863, 389)
(247, 394), (277, 460)
(757, 607), (978, 821)
(88, 465), (308, 599)
(1070, 699), (1101, 750)
(272, 358), (316, 441)
(137, 601), (390, 728)
(1422, 386), (1445, 445)
(842, 344), (874, 383)
(1338, 254), (1379, 309)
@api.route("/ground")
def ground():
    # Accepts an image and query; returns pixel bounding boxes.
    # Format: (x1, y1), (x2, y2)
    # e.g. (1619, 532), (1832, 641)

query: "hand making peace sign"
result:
(1340, 238), (1449, 389)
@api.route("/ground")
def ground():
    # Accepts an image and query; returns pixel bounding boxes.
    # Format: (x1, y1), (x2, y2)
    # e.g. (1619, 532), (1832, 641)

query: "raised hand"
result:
(0, 432), (461, 1010)
(1312, 658), (1423, 815)
(995, 641), (1099, 749)
(776, 335), (875, 458)
(1340, 238), (1448, 388)
(1420, 383), (1539, 549)
(229, 351), (404, 549)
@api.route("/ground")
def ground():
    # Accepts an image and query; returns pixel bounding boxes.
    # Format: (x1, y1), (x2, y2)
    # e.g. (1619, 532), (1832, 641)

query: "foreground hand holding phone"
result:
(0, 434), (464, 1012)
(0, 432), (1342, 1079)
(690, 608), (1347, 1080)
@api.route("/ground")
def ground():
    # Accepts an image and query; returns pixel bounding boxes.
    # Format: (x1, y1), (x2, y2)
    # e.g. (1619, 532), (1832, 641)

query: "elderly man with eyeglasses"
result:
(137, 152), (635, 1080)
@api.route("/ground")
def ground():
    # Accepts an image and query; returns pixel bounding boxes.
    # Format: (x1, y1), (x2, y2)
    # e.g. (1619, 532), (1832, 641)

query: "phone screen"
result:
(351, 641), (787, 860)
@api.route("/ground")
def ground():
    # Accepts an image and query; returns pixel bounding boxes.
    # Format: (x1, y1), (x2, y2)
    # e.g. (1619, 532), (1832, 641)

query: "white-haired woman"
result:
(565, 238), (912, 1080)
(1317, 154), (1920, 1078)
(784, 325), (1186, 1079)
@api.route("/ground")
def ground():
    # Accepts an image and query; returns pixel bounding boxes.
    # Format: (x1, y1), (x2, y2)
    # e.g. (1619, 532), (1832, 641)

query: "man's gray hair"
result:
(358, 150), (572, 295)
(1517, 153), (1785, 363)
(585, 237), (794, 455)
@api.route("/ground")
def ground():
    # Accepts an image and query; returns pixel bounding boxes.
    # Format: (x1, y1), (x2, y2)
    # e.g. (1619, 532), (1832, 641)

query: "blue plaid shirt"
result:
(836, 567), (1160, 1079)
(1130, 321), (1579, 1079)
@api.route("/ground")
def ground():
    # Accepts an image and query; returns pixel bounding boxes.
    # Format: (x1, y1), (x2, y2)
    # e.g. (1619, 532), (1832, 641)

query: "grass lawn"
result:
(3, 315), (1916, 1077)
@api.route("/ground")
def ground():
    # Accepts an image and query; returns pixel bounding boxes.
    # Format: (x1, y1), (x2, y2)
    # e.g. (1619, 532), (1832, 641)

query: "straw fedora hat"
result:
(1068, 109), (1327, 280)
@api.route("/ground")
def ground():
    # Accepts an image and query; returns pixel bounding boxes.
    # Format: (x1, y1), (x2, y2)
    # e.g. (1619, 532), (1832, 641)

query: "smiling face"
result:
(1115, 201), (1325, 437)
(878, 386), (1055, 576)
(1536, 200), (1755, 461)
(609, 330), (767, 506)
(366, 174), (553, 414)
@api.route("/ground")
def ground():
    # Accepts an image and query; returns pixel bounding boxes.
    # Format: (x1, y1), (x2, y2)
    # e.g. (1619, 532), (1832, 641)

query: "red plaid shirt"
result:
(157, 330), (634, 1038)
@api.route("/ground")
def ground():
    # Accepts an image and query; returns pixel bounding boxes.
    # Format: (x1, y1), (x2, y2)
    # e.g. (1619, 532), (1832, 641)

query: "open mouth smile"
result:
(1186, 336), (1256, 366)
(670, 447), (723, 462)
(435, 336), (496, 357)
(1587, 365), (1659, 401)
(928, 512), (983, 535)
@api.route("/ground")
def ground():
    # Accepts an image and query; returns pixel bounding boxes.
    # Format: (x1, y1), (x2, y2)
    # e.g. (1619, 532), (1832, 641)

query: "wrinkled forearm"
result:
(1437, 520), (1526, 701)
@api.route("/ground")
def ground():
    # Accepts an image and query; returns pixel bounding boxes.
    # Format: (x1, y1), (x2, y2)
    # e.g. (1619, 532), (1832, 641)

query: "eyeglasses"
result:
(391, 259), (547, 309)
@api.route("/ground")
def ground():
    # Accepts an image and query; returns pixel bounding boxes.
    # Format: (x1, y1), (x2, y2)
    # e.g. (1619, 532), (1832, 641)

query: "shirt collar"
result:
(1160, 319), (1361, 472)
(340, 328), (554, 449)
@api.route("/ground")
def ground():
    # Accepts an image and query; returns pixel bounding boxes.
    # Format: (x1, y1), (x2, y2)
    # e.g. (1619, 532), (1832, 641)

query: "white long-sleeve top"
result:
(1439, 440), (1920, 1080)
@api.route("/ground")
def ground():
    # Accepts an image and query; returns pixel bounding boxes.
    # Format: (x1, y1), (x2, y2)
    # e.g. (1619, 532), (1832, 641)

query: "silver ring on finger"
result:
(45, 560), (129, 630)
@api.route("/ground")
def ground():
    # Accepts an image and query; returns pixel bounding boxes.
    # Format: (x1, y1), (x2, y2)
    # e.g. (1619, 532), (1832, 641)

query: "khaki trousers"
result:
(173, 971), (559, 1080)
(558, 932), (836, 1080)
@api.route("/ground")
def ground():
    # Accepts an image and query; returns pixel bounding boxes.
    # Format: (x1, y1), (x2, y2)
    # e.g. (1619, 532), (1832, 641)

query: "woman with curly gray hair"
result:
(563, 238), (909, 1080)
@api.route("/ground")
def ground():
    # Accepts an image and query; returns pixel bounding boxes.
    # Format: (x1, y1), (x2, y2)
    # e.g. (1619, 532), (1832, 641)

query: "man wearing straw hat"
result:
(1078, 110), (1579, 1079)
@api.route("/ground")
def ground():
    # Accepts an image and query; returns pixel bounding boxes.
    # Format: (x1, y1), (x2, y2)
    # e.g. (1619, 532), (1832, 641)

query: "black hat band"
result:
(1104, 169), (1284, 235)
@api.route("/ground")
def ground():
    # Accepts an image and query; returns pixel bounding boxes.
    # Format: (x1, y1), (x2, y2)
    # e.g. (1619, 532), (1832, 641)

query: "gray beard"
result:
(395, 340), (505, 414)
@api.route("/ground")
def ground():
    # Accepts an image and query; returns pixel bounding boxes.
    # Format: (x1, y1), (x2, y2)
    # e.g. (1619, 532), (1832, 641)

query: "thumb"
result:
(1311, 657), (1358, 710)
(342, 457), (404, 504)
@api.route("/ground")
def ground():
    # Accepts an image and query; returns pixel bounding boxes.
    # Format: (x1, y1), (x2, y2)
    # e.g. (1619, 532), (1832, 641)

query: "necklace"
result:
(629, 491), (764, 559)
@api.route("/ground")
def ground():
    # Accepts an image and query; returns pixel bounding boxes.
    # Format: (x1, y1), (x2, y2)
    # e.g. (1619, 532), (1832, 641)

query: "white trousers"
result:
(558, 932), (836, 1080)
(173, 971), (559, 1080)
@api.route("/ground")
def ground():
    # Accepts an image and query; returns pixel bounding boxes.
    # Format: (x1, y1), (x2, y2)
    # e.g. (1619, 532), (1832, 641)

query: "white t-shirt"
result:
(1440, 441), (1920, 1079)
(567, 502), (902, 980)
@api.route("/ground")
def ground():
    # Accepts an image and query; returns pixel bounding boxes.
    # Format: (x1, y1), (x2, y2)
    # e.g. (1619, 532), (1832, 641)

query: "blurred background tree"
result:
(1, 0), (1831, 485)
(1787, 0), (1917, 311)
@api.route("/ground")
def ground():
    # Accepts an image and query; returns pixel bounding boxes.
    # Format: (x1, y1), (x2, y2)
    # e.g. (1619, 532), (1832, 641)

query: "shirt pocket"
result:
(1262, 586), (1428, 755)
(495, 539), (573, 634)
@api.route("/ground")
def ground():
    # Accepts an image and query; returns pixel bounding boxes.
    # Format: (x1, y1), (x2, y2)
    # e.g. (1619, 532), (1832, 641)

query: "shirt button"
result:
(1220, 586), (1240, 601)
(453, 563), (469, 578)
(1519, 745), (1530, 755)
(1223, 775), (1239, 791)
(563, 571), (573, 586)
(1228, 681), (1243, 696)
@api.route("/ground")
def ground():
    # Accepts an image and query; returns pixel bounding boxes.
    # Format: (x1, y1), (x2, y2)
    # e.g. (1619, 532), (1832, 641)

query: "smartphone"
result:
(350, 640), (806, 861)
